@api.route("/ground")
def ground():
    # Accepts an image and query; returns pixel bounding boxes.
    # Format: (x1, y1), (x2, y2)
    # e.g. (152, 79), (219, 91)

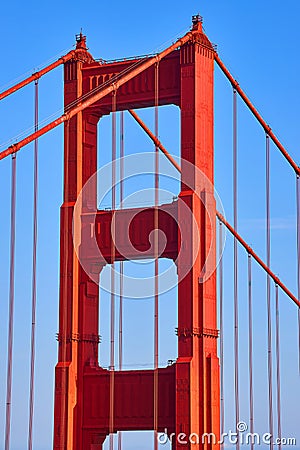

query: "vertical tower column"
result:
(53, 35), (100, 450)
(176, 18), (220, 449)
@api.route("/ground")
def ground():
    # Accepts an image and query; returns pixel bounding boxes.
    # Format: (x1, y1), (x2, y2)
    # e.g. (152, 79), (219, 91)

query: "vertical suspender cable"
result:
(219, 221), (224, 450)
(119, 111), (124, 373)
(296, 175), (300, 373)
(109, 90), (117, 450)
(118, 111), (124, 450)
(248, 254), (254, 450)
(266, 134), (274, 450)
(28, 79), (39, 450)
(154, 61), (159, 450)
(233, 88), (240, 448)
(275, 284), (282, 450)
(5, 152), (17, 450)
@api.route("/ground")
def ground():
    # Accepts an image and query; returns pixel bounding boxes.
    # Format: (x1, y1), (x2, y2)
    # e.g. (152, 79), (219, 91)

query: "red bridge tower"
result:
(54, 16), (220, 449)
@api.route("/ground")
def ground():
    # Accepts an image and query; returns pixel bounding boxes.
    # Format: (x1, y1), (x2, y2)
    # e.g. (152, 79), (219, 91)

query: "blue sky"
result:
(0, 1), (300, 449)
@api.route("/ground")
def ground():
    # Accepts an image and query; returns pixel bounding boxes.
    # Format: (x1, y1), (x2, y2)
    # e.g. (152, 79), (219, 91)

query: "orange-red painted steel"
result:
(0, 18), (298, 450)
(54, 21), (220, 450)
(1, 17), (296, 450)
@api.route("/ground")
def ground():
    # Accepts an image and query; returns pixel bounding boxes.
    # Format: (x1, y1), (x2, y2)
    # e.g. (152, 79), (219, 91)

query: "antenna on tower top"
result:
(192, 14), (203, 25)
(75, 30), (87, 49)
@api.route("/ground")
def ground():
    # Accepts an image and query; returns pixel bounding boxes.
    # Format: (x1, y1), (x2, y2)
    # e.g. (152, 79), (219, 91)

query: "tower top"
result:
(75, 32), (87, 50)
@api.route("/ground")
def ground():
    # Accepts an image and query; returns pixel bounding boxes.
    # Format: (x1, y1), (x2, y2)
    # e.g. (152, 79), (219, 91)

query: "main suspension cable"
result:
(217, 211), (299, 308)
(5, 153), (17, 450)
(214, 53), (300, 175)
(0, 48), (74, 101)
(28, 79), (39, 450)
